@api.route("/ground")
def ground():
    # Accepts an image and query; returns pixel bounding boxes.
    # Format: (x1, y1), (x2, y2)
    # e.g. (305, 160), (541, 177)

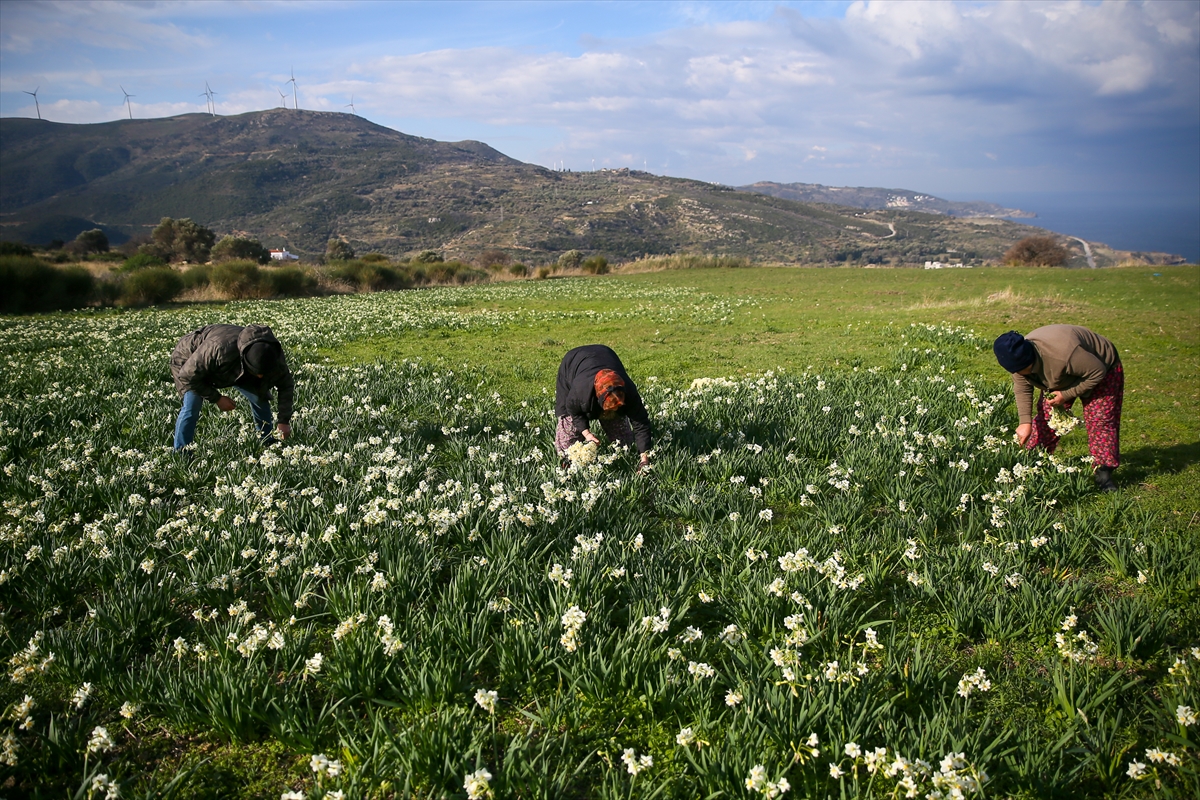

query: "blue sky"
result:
(1, 0), (1197, 201)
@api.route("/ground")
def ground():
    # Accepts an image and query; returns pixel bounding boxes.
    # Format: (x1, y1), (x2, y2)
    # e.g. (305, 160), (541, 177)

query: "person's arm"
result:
(274, 360), (295, 423)
(624, 390), (653, 455)
(1051, 350), (1108, 404)
(1012, 372), (1035, 424)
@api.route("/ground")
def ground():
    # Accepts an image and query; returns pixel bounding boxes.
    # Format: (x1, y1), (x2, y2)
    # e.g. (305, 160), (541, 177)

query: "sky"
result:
(1, 0), (1198, 203)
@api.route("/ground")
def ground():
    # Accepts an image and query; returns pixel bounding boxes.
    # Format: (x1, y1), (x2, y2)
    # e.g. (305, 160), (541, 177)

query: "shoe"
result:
(1094, 467), (1117, 493)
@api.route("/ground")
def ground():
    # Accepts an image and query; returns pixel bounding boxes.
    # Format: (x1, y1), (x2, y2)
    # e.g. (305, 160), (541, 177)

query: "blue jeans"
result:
(173, 387), (274, 450)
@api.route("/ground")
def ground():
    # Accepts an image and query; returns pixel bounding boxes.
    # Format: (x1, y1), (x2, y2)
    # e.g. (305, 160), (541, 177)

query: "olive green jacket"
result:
(1013, 325), (1119, 424)
(170, 324), (295, 423)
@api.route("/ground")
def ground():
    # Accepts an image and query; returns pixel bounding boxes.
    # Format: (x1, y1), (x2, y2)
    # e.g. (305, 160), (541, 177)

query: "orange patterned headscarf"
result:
(594, 369), (626, 412)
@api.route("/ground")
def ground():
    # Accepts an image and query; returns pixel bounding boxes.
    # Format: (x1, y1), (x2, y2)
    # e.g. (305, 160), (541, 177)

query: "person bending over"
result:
(554, 344), (652, 471)
(993, 324), (1123, 491)
(170, 324), (294, 451)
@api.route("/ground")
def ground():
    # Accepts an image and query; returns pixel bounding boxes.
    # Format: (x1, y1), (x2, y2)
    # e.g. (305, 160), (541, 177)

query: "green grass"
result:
(1, 263), (1197, 798)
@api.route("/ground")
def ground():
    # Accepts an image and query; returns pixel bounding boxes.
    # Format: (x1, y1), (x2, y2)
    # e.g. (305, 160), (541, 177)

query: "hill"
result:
(737, 181), (1035, 218)
(0, 110), (1182, 266)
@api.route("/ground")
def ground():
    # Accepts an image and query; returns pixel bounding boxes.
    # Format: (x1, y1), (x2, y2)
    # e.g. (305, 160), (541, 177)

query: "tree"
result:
(148, 218), (216, 263)
(74, 229), (109, 254)
(1005, 236), (1069, 267)
(212, 235), (271, 265)
(326, 238), (355, 261)
(557, 250), (583, 270)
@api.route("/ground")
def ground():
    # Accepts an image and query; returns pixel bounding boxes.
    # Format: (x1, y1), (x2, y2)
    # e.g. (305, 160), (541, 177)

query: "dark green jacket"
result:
(170, 324), (295, 422)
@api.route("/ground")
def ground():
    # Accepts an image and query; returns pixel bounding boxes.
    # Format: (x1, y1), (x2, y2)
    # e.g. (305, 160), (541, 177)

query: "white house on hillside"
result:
(269, 248), (299, 261)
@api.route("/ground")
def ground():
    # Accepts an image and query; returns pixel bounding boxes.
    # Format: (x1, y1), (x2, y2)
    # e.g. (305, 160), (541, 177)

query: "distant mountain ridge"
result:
(0, 110), (1180, 267)
(738, 181), (1035, 218)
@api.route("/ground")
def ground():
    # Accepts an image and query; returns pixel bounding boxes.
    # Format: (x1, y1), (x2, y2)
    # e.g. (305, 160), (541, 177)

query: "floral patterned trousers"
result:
(555, 415), (634, 454)
(1026, 363), (1123, 469)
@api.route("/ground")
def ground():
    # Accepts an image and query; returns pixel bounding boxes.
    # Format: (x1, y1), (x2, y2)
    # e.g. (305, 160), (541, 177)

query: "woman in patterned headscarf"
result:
(554, 344), (652, 471)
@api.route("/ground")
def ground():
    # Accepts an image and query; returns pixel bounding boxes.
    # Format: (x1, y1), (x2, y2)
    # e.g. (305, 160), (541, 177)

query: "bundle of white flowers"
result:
(564, 441), (597, 469)
(1047, 406), (1081, 437)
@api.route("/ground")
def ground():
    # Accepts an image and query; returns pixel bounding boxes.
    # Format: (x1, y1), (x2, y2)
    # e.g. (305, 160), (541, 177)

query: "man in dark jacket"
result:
(170, 324), (295, 451)
(554, 344), (652, 470)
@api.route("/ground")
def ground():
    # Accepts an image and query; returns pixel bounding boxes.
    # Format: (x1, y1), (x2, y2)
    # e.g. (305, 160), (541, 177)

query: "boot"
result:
(1094, 467), (1117, 493)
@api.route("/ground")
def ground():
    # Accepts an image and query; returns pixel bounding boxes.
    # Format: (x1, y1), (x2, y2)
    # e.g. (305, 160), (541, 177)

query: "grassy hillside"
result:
(2, 111), (1179, 267)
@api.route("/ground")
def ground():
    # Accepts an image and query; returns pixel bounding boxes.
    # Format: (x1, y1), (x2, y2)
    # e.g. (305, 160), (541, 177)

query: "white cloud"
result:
(2, 1), (1195, 192)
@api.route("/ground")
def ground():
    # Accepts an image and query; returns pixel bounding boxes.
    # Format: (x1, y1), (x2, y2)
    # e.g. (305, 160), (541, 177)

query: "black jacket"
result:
(554, 345), (652, 453)
(170, 324), (295, 423)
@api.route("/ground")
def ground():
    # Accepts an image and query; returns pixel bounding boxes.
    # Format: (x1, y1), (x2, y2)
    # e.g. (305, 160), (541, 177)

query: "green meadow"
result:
(0, 264), (1196, 799)
(341, 265), (1199, 521)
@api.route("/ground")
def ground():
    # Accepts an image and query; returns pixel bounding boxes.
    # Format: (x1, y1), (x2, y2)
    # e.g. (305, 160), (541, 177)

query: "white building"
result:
(269, 248), (299, 261)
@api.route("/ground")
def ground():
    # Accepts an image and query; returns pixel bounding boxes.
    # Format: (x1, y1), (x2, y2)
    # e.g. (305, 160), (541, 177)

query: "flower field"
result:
(1, 278), (1197, 798)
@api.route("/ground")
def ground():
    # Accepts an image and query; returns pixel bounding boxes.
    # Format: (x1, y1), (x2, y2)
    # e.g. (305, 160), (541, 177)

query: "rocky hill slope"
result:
(0, 110), (1179, 267)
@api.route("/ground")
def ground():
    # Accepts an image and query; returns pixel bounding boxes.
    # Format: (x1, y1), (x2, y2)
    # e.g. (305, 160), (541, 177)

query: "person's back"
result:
(169, 324), (294, 451)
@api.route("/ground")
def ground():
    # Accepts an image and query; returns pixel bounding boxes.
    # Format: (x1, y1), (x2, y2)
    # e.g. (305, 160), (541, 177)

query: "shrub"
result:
(557, 250), (583, 270)
(0, 242), (34, 257)
(261, 267), (317, 297)
(212, 236), (271, 265)
(119, 267), (183, 306)
(211, 260), (262, 299)
(425, 262), (457, 283)
(478, 249), (509, 270)
(536, 266), (551, 279)
(453, 267), (487, 285)
(182, 264), (212, 290)
(1005, 236), (1069, 267)
(0, 256), (96, 313)
(326, 260), (414, 291)
(624, 254), (750, 271)
(581, 255), (609, 275)
(150, 217), (216, 263)
(361, 253), (390, 264)
(120, 252), (167, 272)
(326, 239), (355, 261)
(509, 263), (528, 277)
(74, 229), (109, 254)
(413, 250), (443, 264)
(117, 236), (150, 258)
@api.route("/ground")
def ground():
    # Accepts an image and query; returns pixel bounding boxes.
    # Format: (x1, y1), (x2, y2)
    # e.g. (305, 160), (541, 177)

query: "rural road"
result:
(1072, 236), (1096, 268)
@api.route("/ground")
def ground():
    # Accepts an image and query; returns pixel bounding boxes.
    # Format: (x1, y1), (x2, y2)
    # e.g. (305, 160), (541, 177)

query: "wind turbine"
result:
(199, 81), (216, 115)
(120, 85), (135, 119)
(278, 88), (288, 109)
(345, 94), (356, 114)
(23, 87), (41, 120)
(287, 68), (298, 110)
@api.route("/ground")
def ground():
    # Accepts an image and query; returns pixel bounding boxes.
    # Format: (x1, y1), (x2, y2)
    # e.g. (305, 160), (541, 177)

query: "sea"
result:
(941, 190), (1199, 263)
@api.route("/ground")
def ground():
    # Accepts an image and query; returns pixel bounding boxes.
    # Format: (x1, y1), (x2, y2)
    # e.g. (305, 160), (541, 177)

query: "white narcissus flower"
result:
(474, 688), (499, 715)
(87, 725), (114, 753)
(464, 768), (493, 799)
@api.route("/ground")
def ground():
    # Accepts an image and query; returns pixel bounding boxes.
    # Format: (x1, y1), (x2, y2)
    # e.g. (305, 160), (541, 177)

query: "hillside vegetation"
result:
(1, 111), (1180, 267)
